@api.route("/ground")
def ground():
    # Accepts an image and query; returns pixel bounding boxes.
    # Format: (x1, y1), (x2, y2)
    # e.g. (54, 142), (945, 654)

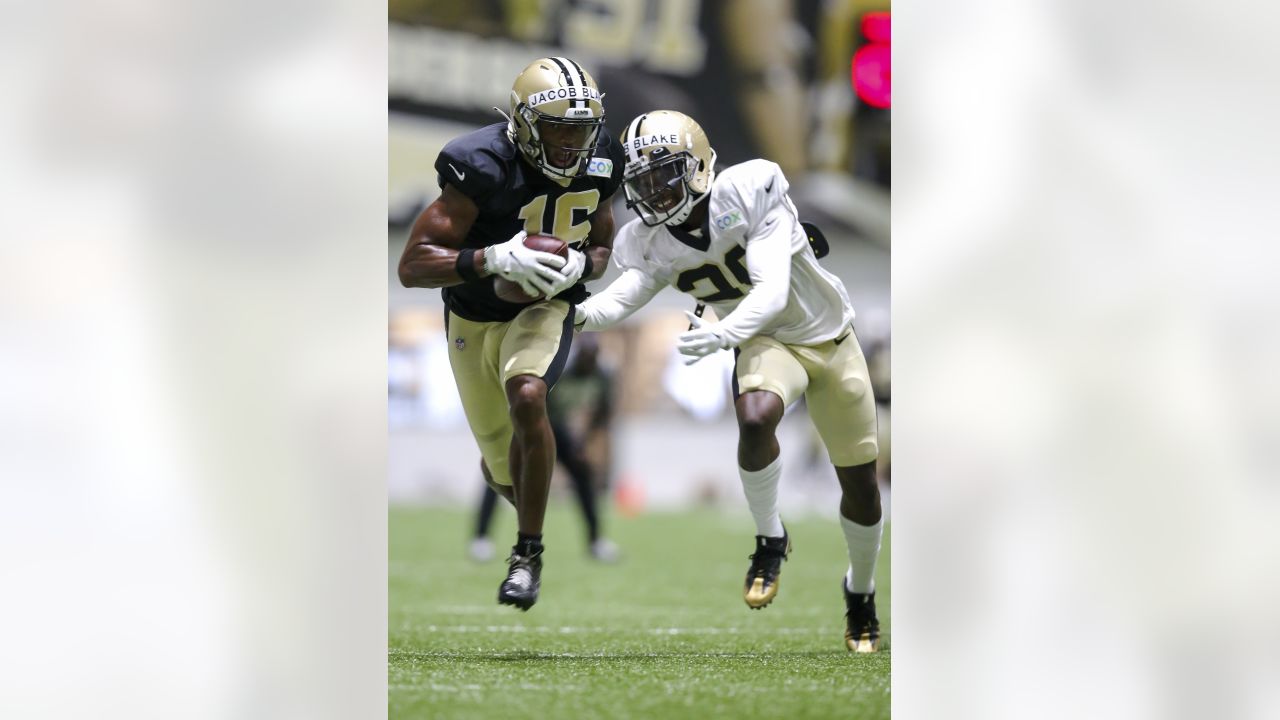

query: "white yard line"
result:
(407, 603), (835, 617)
(401, 625), (828, 635)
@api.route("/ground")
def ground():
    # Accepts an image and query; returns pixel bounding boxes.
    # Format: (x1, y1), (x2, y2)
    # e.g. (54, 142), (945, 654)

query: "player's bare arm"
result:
(397, 184), (481, 288)
(581, 199), (615, 282)
(400, 184), (566, 293)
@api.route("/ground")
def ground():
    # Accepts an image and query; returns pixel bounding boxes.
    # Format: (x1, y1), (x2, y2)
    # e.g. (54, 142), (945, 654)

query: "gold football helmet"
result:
(507, 57), (606, 181)
(619, 110), (717, 226)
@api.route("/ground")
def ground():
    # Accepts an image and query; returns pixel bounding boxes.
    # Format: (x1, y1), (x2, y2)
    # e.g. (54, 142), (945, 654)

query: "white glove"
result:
(486, 230), (567, 290)
(677, 309), (729, 364)
(538, 247), (587, 298)
(516, 277), (547, 297)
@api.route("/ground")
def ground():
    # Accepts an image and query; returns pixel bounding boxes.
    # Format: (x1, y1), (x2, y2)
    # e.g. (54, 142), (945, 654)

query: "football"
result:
(492, 234), (569, 303)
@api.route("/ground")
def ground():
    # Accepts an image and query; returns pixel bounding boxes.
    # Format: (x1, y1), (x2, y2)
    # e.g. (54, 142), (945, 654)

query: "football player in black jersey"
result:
(398, 57), (625, 611)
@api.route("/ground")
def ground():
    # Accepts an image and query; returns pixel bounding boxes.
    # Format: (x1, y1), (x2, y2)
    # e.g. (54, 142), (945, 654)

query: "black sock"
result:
(474, 484), (499, 538)
(516, 532), (543, 556)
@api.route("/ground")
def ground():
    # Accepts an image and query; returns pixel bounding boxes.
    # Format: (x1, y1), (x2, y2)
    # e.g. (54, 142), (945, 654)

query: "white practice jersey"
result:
(580, 159), (855, 346)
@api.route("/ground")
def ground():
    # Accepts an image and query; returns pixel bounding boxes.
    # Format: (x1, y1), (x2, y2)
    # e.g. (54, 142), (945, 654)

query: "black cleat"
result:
(497, 547), (542, 611)
(743, 529), (791, 609)
(843, 580), (881, 653)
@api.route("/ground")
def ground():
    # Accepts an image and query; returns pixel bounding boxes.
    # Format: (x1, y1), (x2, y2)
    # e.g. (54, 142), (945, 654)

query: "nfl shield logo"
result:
(454, 337), (465, 350)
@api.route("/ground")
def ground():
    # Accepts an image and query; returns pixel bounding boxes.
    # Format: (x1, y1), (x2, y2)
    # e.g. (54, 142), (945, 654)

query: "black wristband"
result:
(581, 252), (595, 280)
(455, 248), (480, 282)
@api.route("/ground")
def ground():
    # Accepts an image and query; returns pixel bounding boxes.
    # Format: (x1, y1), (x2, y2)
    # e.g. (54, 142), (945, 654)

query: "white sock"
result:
(738, 456), (785, 537)
(841, 515), (883, 594)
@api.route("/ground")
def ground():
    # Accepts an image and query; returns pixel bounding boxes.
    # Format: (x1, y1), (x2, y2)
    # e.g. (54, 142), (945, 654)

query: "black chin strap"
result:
(688, 303), (706, 331)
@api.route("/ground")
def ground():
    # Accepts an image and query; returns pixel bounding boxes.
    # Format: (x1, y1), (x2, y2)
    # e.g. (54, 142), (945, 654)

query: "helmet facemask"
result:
(516, 105), (603, 180)
(623, 152), (702, 227)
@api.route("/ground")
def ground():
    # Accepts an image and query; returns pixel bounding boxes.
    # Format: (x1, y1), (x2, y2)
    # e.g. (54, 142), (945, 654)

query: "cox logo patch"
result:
(714, 210), (744, 230)
(586, 158), (614, 178)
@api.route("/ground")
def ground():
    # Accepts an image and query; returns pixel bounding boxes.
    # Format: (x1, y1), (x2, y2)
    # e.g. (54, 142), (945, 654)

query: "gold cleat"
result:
(743, 531), (791, 609)
(845, 629), (880, 653)
(842, 583), (880, 653)
(745, 576), (779, 609)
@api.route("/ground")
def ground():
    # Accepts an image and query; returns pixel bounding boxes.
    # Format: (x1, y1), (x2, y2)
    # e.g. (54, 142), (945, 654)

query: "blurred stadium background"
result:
(388, 0), (891, 517)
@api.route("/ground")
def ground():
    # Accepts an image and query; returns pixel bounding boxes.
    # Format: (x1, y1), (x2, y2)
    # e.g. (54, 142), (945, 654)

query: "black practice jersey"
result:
(436, 122), (625, 322)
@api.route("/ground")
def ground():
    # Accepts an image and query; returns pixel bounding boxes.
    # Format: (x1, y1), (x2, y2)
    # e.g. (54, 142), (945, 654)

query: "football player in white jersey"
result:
(575, 111), (884, 652)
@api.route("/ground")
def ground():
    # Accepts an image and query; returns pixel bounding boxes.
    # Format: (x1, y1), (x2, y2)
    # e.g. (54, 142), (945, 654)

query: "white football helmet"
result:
(619, 110), (717, 226)
(507, 57), (606, 181)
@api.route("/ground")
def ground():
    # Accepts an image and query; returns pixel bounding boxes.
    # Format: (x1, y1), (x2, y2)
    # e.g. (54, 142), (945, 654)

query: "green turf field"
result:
(390, 504), (890, 719)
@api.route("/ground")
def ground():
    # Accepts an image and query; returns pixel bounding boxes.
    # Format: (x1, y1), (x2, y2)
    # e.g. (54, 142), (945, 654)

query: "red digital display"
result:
(853, 11), (891, 109)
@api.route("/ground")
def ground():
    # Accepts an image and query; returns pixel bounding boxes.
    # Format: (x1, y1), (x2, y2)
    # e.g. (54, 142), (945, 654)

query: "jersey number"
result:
(517, 190), (601, 246)
(675, 245), (751, 302)
(563, 0), (706, 75)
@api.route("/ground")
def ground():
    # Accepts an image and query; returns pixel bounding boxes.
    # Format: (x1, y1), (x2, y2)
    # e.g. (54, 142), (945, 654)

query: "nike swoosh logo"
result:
(833, 329), (852, 345)
(448, 163), (466, 181)
(763, 217), (778, 229)
(764, 179), (775, 193)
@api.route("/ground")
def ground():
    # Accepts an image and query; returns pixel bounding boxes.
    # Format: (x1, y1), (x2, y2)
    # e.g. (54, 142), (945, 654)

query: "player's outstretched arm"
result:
(397, 184), (481, 289)
(710, 206), (795, 346)
(575, 268), (664, 332)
